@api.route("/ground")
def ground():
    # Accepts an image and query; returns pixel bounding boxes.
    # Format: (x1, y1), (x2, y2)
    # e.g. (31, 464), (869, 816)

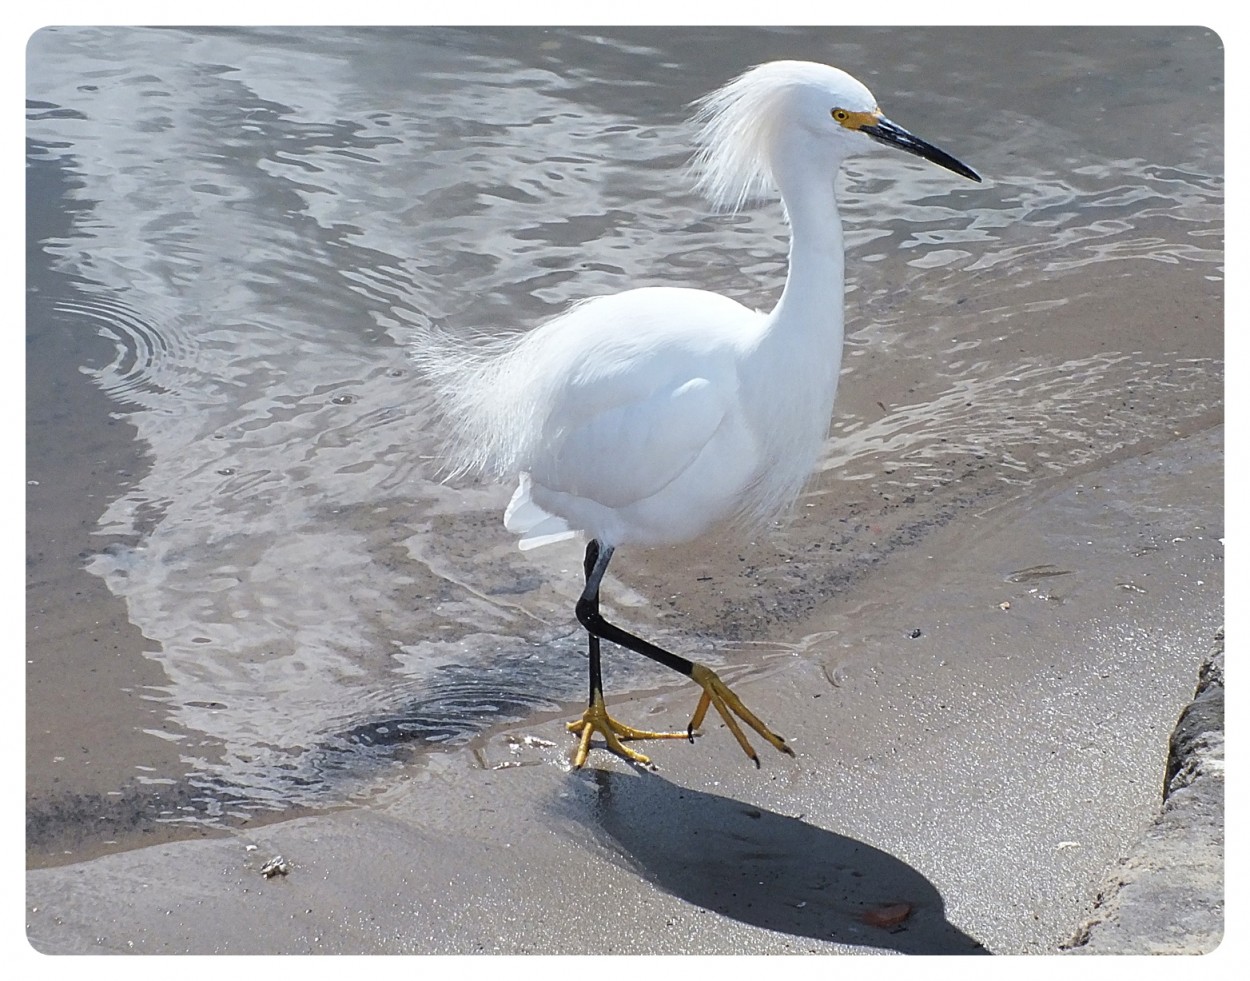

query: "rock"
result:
(1064, 630), (1224, 954)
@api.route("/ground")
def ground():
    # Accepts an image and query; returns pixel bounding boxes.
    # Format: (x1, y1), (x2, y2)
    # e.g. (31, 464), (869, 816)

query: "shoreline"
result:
(26, 425), (1224, 954)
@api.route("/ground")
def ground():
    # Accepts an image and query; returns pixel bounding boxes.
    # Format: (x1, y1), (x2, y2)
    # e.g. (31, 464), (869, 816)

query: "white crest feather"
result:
(690, 60), (873, 212)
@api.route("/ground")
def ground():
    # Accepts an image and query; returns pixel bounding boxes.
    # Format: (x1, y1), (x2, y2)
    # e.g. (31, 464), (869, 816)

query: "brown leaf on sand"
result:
(860, 903), (912, 928)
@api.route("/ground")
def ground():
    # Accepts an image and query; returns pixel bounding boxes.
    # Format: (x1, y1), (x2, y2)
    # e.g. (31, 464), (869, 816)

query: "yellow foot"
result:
(687, 663), (795, 767)
(567, 692), (692, 768)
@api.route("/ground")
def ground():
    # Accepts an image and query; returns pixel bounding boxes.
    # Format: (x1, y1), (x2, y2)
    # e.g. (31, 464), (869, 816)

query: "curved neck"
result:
(735, 143), (850, 524)
(768, 141), (846, 330)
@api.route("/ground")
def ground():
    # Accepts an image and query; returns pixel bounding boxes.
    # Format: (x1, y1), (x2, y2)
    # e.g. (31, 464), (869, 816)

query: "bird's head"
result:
(692, 60), (980, 212)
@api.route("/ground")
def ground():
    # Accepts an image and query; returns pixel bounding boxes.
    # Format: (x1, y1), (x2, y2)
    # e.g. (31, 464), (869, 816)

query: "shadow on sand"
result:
(558, 766), (989, 954)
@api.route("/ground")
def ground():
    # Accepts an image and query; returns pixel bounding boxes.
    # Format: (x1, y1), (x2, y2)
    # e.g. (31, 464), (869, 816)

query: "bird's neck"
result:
(735, 161), (849, 524)
(743, 149), (848, 452)
(769, 149), (847, 337)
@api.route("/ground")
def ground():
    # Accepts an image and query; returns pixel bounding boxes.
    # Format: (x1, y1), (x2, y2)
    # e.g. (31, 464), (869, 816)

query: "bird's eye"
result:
(831, 108), (849, 123)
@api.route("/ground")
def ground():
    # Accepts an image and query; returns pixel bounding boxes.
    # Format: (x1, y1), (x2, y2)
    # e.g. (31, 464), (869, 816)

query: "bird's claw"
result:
(687, 664), (794, 765)
(567, 692), (692, 768)
(567, 667), (793, 768)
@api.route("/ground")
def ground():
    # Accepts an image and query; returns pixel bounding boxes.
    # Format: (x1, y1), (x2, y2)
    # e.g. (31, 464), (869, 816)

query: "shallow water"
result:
(26, 26), (1222, 853)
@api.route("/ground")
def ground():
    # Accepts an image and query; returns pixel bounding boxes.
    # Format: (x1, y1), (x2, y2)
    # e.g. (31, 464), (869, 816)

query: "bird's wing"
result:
(528, 372), (734, 510)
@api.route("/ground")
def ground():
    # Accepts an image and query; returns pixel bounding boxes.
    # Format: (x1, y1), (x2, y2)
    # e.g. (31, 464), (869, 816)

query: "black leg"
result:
(583, 540), (603, 707)
(567, 539), (695, 767)
(570, 538), (793, 767)
(576, 539), (697, 681)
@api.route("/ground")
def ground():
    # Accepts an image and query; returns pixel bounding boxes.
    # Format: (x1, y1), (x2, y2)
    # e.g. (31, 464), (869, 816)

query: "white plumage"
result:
(690, 60), (875, 211)
(412, 60), (979, 767)
(415, 62), (947, 551)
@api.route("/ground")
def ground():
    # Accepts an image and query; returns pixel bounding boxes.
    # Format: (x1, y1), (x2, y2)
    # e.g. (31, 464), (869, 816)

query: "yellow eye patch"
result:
(831, 107), (881, 131)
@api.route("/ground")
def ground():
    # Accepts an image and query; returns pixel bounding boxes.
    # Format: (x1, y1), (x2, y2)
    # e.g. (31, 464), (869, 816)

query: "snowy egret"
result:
(415, 60), (980, 768)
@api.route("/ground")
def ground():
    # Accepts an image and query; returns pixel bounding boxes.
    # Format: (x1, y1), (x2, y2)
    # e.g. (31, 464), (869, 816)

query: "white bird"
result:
(414, 60), (980, 768)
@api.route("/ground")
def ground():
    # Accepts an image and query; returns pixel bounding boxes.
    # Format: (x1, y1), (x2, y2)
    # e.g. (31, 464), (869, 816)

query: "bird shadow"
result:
(554, 766), (989, 955)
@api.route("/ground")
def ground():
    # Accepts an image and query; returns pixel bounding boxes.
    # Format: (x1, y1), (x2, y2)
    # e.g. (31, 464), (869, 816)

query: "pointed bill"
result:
(861, 116), (981, 182)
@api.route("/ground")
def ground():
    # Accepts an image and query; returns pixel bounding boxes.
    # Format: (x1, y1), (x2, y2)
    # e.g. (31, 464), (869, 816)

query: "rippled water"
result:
(27, 27), (1222, 825)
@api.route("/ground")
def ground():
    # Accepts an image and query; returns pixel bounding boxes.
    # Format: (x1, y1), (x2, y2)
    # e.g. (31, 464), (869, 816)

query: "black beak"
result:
(861, 116), (981, 183)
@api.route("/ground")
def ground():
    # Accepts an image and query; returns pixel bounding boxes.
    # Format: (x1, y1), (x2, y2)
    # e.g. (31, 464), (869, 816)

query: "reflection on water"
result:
(26, 26), (1222, 822)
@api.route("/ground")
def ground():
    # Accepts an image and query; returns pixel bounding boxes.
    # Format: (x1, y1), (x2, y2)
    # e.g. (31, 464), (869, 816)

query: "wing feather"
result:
(529, 375), (731, 509)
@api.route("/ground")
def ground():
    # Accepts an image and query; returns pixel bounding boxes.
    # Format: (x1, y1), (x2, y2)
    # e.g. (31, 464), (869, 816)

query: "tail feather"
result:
(504, 474), (576, 550)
